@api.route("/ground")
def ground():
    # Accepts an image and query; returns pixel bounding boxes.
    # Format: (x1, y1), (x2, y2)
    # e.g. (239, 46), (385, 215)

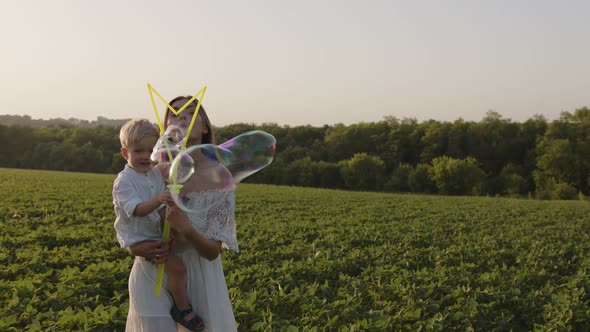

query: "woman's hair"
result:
(164, 96), (215, 144)
(119, 119), (159, 148)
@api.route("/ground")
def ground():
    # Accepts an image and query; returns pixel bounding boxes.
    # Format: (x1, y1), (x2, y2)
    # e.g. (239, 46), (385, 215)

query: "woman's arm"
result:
(127, 239), (173, 264)
(183, 226), (222, 261)
(167, 205), (222, 261)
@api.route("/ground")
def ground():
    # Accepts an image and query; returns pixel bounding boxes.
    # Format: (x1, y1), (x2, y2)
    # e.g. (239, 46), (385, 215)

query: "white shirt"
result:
(112, 164), (166, 247)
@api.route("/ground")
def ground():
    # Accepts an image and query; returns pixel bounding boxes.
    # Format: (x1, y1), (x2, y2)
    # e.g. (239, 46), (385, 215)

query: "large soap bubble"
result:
(169, 130), (276, 212)
(218, 130), (276, 183)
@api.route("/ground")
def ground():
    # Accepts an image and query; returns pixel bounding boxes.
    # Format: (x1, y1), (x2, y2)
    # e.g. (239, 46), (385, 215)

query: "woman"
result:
(126, 96), (238, 332)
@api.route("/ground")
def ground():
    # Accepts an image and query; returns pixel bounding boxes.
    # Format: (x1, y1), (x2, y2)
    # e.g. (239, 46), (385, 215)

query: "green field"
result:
(1, 168), (590, 331)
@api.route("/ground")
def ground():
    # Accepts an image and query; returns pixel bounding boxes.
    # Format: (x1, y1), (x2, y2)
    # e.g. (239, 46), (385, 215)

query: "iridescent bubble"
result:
(150, 125), (185, 164)
(218, 130), (276, 183)
(165, 125), (185, 145)
(151, 146), (180, 165)
(169, 130), (276, 212)
(151, 125), (195, 184)
(165, 152), (195, 184)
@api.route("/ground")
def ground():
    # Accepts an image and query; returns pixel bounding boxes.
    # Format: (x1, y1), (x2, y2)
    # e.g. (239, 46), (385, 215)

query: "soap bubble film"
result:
(169, 130), (276, 212)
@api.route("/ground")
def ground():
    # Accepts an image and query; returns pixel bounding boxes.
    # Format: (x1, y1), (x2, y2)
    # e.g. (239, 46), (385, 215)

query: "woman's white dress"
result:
(125, 190), (239, 332)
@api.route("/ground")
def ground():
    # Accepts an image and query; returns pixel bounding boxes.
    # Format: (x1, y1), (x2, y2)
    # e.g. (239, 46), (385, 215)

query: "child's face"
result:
(121, 136), (158, 173)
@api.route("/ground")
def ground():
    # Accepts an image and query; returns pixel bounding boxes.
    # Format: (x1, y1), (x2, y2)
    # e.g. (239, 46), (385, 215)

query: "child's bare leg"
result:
(166, 256), (201, 327)
(165, 255), (189, 309)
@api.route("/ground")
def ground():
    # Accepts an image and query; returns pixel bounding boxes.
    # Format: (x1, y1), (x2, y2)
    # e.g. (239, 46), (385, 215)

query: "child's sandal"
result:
(170, 304), (205, 332)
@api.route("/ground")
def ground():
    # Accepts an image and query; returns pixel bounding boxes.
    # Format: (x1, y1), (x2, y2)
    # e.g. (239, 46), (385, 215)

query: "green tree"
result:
(75, 143), (106, 173)
(467, 111), (522, 180)
(419, 121), (450, 163)
(31, 142), (56, 169)
(536, 139), (576, 183)
(535, 108), (590, 194)
(384, 163), (412, 192)
(315, 161), (342, 188)
(284, 157), (316, 187)
(385, 117), (424, 170)
(339, 153), (385, 191)
(446, 119), (471, 159)
(499, 164), (528, 197)
(551, 182), (578, 200)
(430, 156), (486, 195)
(520, 114), (548, 192)
(49, 142), (77, 171)
(110, 152), (126, 173)
(324, 122), (389, 164)
(408, 163), (436, 193)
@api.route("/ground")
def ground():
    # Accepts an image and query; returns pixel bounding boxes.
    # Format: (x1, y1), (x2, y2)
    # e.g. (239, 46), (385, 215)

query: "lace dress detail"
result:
(124, 188), (239, 332)
(184, 190), (239, 252)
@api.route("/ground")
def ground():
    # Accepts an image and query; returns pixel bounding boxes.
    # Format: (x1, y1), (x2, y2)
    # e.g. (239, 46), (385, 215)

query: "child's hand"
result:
(158, 191), (174, 206)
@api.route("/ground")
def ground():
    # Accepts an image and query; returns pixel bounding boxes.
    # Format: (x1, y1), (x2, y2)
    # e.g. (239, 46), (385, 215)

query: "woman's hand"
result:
(166, 205), (192, 234)
(127, 239), (174, 264)
(166, 204), (222, 261)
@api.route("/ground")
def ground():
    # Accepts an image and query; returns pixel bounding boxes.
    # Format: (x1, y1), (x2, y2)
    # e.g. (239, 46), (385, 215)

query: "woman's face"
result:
(166, 100), (207, 143)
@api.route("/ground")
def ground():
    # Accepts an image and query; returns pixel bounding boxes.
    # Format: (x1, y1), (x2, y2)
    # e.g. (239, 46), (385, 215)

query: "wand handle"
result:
(154, 208), (172, 296)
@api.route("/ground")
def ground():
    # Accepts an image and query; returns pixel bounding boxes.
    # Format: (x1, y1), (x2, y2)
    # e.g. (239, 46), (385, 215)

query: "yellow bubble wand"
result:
(147, 83), (207, 296)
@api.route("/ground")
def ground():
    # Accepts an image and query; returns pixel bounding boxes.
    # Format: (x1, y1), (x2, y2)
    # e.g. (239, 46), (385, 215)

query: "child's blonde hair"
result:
(119, 119), (160, 148)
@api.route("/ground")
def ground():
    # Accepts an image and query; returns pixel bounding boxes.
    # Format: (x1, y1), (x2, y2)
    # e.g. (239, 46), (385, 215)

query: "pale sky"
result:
(1, 1), (589, 126)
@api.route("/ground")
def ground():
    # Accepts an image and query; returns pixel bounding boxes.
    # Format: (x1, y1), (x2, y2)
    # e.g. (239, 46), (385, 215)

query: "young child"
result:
(112, 119), (204, 331)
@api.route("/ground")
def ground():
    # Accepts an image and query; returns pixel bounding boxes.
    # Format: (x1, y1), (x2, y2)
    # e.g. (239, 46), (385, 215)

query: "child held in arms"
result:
(112, 119), (205, 331)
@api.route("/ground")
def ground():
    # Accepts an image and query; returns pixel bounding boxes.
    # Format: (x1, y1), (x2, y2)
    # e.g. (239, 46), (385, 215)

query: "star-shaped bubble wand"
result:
(147, 83), (207, 296)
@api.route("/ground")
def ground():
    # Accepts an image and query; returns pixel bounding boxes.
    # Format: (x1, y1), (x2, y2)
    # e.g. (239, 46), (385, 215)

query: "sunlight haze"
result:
(1, 0), (588, 126)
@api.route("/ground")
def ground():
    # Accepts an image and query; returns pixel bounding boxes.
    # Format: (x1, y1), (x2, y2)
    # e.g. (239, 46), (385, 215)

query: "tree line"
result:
(1, 108), (589, 200)
(0, 115), (128, 127)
